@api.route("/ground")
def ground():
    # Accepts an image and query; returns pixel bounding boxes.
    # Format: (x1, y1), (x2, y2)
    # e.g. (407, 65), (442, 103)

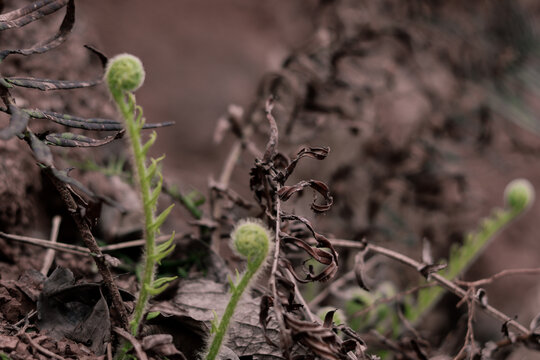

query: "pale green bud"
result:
(231, 219), (271, 268)
(504, 178), (535, 212)
(105, 53), (145, 95)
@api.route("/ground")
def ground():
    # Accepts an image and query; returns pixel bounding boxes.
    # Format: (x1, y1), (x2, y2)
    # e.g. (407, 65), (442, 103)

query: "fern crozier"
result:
(105, 54), (145, 96)
(504, 178), (534, 212)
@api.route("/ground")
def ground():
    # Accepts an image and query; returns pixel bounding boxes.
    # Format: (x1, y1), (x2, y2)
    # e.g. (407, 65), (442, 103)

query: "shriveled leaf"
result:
(323, 309), (337, 328)
(3, 76), (101, 91)
(418, 262), (447, 279)
(50, 167), (96, 198)
(0, 0), (74, 62)
(354, 250), (371, 291)
(280, 213), (339, 282)
(262, 97), (278, 162)
(27, 131), (53, 167)
(0, 104), (28, 140)
(281, 237), (338, 283)
(278, 179), (333, 213)
(281, 213), (339, 256)
(476, 288), (488, 308)
(0, 0), (69, 31)
(25, 109), (174, 131)
(277, 146), (330, 183)
(45, 130), (124, 147)
(151, 279), (284, 359)
(283, 313), (358, 360)
(83, 44), (108, 68)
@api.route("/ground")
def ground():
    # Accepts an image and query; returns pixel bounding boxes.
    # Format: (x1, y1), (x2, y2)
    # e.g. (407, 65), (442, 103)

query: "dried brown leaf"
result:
(0, 104), (29, 140)
(0, 0), (69, 31)
(0, 0), (74, 62)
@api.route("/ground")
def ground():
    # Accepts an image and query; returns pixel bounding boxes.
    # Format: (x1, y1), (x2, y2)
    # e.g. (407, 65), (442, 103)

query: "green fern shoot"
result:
(105, 54), (177, 336)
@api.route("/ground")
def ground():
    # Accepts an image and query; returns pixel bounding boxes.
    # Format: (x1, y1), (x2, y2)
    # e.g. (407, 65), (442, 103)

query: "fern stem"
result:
(117, 94), (156, 336)
(206, 267), (255, 360)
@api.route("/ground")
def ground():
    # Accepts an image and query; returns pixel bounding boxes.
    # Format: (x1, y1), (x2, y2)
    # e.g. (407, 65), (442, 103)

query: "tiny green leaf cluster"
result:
(105, 54), (176, 336)
(205, 220), (272, 360)
(407, 178), (535, 323)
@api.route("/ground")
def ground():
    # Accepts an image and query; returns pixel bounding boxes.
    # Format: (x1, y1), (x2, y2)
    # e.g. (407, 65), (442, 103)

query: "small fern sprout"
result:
(105, 54), (176, 336)
(409, 178), (535, 324)
(504, 178), (535, 213)
(205, 219), (273, 360)
(105, 54), (145, 99)
(232, 219), (272, 274)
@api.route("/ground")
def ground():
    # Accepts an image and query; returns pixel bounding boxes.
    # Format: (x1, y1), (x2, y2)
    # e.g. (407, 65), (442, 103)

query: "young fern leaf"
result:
(407, 179), (535, 323)
(142, 131), (157, 157)
(146, 173), (164, 209)
(105, 54), (176, 336)
(152, 204), (174, 232)
(204, 219), (273, 360)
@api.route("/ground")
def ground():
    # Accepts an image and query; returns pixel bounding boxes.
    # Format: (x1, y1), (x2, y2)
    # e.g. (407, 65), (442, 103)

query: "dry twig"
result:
(113, 327), (148, 360)
(23, 333), (65, 360)
(317, 237), (530, 335)
(47, 173), (129, 328)
(40, 215), (61, 275)
(455, 268), (540, 287)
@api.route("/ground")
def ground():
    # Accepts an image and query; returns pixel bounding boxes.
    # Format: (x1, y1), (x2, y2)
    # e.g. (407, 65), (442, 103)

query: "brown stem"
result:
(317, 237), (530, 335)
(46, 170), (129, 329)
(268, 184), (291, 347)
(455, 268), (540, 287)
(40, 215), (61, 275)
(113, 327), (148, 360)
(23, 333), (65, 360)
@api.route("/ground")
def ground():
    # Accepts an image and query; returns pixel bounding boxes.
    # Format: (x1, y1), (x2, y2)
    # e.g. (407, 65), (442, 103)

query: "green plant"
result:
(407, 178), (535, 322)
(204, 219), (272, 360)
(105, 54), (177, 336)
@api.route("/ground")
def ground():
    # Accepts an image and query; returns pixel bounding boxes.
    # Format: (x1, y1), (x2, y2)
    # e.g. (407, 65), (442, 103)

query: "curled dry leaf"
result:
(0, 104), (29, 140)
(24, 108), (174, 131)
(28, 131), (53, 167)
(278, 179), (333, 213)
(276, 146), (330, 184)
(4, 76), (101, 91)
(354, 250), (371, 291)
(476, 288), (488, 308)
(0, 0), (74, 62)
(45, 130), (124, 147)
(0, 0), (70, 31)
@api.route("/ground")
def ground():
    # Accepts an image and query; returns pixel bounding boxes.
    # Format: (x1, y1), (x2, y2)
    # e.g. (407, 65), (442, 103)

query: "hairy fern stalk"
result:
(105, 54), (176, 336)
(204, 220), (272, 360)
(407, 178), (534, 323)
